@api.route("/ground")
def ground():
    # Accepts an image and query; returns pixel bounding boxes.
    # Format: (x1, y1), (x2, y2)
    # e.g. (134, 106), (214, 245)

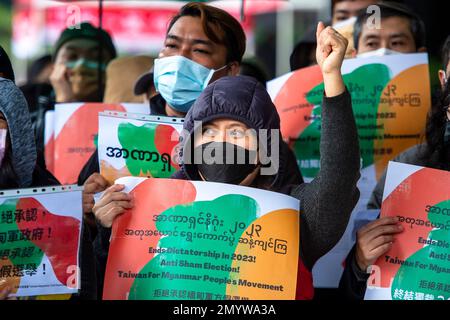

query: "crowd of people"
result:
(0, 0), (449, 300)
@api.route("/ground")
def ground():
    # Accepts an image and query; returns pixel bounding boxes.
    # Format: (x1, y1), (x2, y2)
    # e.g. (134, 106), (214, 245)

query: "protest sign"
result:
(312, 209), (379, 287)
(365, 162), (450, 300)
(98, 112), (183, 184)
(44, 110), (55, 174)
(268, 53), (429, 182)
(103, 178), (299, 300)
(46, 103), (149, 184)
(0, 185), (82, 297)
(268, 53), (431, 287)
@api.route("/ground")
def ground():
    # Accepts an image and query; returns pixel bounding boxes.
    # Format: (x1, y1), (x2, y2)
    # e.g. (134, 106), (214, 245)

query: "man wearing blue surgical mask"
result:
(352, 2), (427, 57)
(81, 3), (247, 212)
(133, 2), (244, 118)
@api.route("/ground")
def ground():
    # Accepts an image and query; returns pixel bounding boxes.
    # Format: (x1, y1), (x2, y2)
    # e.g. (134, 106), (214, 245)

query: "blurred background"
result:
(0, 0), (447, 89)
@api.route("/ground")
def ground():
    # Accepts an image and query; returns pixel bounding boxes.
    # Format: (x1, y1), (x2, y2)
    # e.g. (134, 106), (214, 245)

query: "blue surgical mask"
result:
(153, 55), (228, 113)
(65, 59), (106, 71)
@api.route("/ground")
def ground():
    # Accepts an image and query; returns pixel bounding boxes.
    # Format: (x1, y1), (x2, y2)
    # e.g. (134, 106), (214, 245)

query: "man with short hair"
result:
(353, 1), (427, 55)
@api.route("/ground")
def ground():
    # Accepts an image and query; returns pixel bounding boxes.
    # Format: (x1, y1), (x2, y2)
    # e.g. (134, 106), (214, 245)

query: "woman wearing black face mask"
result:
(93, 23), (362, 300)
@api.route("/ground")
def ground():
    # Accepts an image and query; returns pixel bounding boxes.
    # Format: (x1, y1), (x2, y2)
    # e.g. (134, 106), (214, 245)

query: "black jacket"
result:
(89, 82), (305, 298)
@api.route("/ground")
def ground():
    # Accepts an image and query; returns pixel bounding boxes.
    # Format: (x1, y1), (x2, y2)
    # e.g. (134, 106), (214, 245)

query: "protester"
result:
(91, 21), (360, 300)
(353, 1), (426, 56)
(0, 77), (97, 300)
(338, 36), (450, 302)
(0, 78), (56, 189)
(79, 2), (302, 236)
(19, 54), (53, 117)
(0, 78), (97, 300)
(79, 1), (248, 203)
(50, 22), (116, 103)
(76, 2), (298, 299)
(23, 22), (117, 171)
(290, 0), (380, 71)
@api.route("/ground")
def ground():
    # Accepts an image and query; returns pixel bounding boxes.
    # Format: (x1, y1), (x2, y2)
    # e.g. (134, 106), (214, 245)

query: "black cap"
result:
(53, 22), (117, 60)
(133, 67), (154, 95)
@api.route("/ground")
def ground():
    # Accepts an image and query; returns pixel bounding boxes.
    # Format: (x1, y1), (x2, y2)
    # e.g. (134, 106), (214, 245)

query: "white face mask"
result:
(356, 48), (402, 58)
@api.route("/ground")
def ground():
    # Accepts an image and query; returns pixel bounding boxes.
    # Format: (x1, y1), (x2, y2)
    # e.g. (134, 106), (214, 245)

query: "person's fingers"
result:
(83, 182), (119, 203)
(322, 31), (345, 54)
(104, 183), (126, 194)
(356, 238), (394, 271)
(316, 21), (326, 41)
(368, 242), (393, 261)
(51, 63), (66, 80)
(358, 224), (403, 243)
(84, 173), (110, 194)
(366, 234), (395, 252)
(94, 191), (130, 211)
(362, 224), (403, 243)
(97, 205), (126, 228)
(358, 216), (399, 235)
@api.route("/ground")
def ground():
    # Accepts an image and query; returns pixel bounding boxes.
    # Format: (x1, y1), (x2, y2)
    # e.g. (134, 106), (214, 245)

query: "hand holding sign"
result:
(355, 216), (404, 272)
(92, 184), (134, 228)
(316, 21), (348, 97)
(82, 172), (110, 227)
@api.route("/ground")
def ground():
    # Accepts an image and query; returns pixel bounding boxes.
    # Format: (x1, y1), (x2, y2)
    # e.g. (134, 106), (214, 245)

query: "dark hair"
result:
(290, 42), (317, 71)
(239, 59), (268, 87)
(0, 46), (15, 83)
(331, 0), (381, 15)
(167, 2), (246, 64)
(441, 36), (450, 71)
(423, 81), (450, 166)
(27, 54), (52, 83)
(353, 2), (426, 51)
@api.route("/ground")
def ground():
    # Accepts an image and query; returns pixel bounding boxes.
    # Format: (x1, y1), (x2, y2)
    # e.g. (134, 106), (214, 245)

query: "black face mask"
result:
(193, 141), (258, 185)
